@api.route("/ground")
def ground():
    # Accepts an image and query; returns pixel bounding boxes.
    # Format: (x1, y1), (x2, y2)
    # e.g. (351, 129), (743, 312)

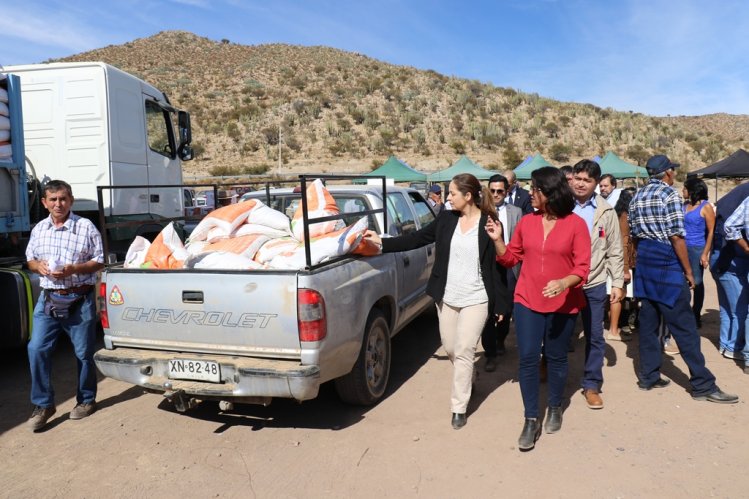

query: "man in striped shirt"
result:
(628, 155), (737, 404)
(25, 180), (105, 431)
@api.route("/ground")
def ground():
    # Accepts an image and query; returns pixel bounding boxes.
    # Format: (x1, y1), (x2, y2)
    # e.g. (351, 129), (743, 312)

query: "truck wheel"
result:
(334, 310), (391, 406)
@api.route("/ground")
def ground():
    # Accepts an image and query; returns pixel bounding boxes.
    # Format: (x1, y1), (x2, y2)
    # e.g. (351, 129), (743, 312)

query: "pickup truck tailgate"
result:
(102, 270), (301, 357)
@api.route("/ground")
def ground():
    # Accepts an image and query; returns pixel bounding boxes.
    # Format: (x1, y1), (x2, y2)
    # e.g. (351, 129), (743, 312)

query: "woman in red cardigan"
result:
(485, 166), (590, 451)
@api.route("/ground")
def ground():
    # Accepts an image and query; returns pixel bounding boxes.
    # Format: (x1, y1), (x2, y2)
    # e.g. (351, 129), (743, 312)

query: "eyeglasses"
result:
(490, 188), (505, 194)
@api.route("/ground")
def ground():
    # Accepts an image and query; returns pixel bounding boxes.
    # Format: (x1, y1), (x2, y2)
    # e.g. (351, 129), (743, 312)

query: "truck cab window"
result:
(145, 100), (174, 158)
(386, 192), (417, 235)
(408, 192), (436, 228)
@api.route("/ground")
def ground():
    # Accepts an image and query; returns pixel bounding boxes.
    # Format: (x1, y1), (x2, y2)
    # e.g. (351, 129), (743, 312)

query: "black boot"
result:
(451, 412), (467, 429)
(544, 406), (562, 434)
(518, 418), (541, 450)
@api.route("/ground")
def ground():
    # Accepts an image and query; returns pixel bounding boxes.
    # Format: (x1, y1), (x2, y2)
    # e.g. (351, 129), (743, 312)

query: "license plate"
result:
(167, 359), (221, 383)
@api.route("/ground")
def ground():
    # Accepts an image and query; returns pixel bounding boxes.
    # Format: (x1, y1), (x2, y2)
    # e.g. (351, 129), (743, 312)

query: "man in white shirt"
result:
(483, 174), (523, 372)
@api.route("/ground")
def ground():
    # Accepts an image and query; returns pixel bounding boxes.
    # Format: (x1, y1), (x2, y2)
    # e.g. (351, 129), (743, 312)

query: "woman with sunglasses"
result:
(365, 173), (510, 430)
(485, 166), (590, 451)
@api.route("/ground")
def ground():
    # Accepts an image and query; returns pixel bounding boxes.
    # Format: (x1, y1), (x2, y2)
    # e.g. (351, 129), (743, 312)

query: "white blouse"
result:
(442, 220), (488, 308)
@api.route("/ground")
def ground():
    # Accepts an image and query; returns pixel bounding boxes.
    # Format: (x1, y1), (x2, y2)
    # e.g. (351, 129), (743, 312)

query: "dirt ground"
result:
(1, 271), (747, 498)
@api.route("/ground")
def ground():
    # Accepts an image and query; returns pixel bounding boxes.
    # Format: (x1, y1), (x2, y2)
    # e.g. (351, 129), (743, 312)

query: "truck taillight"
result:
(298, 289), (326, 342)
(99, 282), (109, 329)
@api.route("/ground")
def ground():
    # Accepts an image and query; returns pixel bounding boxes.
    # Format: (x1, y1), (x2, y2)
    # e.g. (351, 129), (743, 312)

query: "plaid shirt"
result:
(724, 196), (749, 241)
(25, 212), (104, 289)
(628, 178), (685, 243)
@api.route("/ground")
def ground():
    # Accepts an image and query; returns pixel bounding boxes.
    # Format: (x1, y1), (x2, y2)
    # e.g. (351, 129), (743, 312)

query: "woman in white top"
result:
(365, 174), (511, 429)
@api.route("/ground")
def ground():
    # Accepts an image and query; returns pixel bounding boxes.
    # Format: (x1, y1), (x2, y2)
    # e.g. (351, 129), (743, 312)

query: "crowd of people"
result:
(368, 153), (747, 451)
(23, 156), (748, 452)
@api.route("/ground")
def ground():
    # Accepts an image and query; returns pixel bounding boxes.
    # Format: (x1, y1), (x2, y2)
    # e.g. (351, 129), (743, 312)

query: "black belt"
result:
(45, 285), (93, 295)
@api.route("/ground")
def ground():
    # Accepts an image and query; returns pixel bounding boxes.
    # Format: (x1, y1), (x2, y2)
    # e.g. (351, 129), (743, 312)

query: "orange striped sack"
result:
(189, 199), (258, 242)
(143, 223), (188, 269)
(202, 234), (270, 260)
(291, 179), (344, 240)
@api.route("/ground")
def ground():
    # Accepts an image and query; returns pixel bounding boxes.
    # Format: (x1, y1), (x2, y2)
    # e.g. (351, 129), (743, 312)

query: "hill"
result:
(59, 30), (748, 178)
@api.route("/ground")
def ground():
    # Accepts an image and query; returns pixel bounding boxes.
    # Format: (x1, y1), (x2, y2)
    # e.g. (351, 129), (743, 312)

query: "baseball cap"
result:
(429, 185), (442, 193)
(646, 155), (679, 175)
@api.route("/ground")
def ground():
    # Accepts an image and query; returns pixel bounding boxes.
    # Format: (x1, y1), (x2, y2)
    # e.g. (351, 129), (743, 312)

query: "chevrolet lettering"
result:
(121, 308), (277, 328)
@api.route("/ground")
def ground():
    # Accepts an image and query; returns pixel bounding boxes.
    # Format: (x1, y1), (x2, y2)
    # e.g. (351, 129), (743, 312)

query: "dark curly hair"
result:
(531, 166), (574, 217)
(683, 177), (709, 205)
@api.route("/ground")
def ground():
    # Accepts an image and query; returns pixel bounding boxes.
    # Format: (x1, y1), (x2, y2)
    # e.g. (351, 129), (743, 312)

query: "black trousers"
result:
(481, 312), (512, 358)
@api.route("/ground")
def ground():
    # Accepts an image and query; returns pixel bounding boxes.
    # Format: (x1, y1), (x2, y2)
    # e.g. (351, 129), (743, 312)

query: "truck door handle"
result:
(182, 291), (204, 304)
(427, 247), (433, 256)
(403, 255), (410, 267)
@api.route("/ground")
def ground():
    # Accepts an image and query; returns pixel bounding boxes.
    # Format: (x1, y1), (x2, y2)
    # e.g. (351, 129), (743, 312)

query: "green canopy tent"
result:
(597, 151), (648, 179)
(513, 154), (552, 180)
(427, 155), (497, 181)
(354, 155), (427, 183)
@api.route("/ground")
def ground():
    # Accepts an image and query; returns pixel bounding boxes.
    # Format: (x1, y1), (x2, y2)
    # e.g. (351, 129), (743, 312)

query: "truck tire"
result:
(334, 310), (391, 406)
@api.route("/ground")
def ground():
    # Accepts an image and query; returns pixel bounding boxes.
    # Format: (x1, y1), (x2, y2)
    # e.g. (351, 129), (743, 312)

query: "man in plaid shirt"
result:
(629, 155), (737, 403)
(25, 180), (105, 431)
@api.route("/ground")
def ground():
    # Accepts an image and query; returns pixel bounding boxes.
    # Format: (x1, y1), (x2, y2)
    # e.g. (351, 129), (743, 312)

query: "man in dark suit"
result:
(483, 174), (523, 371)
(503, 170), (533, 215)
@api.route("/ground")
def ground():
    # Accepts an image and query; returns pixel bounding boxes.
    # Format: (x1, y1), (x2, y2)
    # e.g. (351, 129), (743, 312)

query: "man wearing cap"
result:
(628, 155), (738, 403)
(427, 185), (445, 215)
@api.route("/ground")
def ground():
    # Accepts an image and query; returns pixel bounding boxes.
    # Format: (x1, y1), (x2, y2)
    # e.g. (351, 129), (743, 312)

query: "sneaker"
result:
(70, 402), (97, 420)
(28, 406), (56, 432)
(663, 337), (680, 355)
(720, 348), (743, 360)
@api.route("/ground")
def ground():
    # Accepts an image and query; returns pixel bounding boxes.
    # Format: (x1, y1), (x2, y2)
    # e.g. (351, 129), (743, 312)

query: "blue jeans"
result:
(28, 291), (98, 408)
(637, 283), (716, 396)
(514, 303), (576, 418)
(581, 283), (607, 391)
(710, 251), (749, 359)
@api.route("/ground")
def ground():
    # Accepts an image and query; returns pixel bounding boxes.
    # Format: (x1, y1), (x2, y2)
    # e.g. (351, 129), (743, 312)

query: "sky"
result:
(1, 0), (748, 117)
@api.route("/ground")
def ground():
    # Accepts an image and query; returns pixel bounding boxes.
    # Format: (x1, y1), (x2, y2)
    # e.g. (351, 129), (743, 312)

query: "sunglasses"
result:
(490, 188), (505, 194)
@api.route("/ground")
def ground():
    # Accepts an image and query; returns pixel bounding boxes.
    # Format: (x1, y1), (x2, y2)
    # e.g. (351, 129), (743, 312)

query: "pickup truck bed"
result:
(95, 182), (437, 409)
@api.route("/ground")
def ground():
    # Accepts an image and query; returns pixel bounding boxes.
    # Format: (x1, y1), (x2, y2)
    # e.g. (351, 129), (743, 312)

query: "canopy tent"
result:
(427, 155), (497, 181)
(688, 149), (749, 178)
(355, 155), (426, 183)
(597, 151), (648, 179)
(513, 154), (552, 180)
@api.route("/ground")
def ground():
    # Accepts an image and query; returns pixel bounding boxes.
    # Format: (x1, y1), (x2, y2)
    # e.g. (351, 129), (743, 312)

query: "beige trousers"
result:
(436, 301), (489, 413)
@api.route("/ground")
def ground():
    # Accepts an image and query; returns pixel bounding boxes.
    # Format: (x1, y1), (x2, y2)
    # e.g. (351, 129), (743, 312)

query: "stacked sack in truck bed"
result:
(124, 179), (376, 270)
(0, 81), (12, 161)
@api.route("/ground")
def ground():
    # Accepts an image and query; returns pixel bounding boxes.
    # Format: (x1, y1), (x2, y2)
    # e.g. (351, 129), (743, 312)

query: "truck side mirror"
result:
(177, 111), (193, 161)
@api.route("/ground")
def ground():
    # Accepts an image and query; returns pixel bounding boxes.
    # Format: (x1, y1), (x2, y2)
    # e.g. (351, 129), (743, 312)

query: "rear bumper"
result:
(94, 348), (320, 402)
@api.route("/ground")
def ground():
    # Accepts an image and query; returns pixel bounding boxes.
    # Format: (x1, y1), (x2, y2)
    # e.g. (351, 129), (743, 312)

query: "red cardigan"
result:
(497, 212), (591, 314)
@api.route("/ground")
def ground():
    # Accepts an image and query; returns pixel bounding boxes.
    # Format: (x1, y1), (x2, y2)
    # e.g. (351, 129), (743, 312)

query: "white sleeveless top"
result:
(442, 221), (488, 308)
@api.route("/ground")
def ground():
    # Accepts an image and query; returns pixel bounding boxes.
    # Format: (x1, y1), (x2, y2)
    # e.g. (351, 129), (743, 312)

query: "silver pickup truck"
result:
(94, 180), (437, 410)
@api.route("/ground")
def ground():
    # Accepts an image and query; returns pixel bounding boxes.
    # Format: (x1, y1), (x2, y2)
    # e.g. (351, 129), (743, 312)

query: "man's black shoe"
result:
(451, 412), (467, 429)
(544, 406), (563, 434)
(518, 418), (541, 450)
(692, 389), (739, 404)
(637, 377), (671, 391)
(484, 357), (498, 373)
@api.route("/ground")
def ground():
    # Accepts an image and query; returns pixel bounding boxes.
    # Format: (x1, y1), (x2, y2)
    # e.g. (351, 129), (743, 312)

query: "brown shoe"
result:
(70, 401), (97, 420)
(28, 406), (56, 432)
(583, 389), (604, 409)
